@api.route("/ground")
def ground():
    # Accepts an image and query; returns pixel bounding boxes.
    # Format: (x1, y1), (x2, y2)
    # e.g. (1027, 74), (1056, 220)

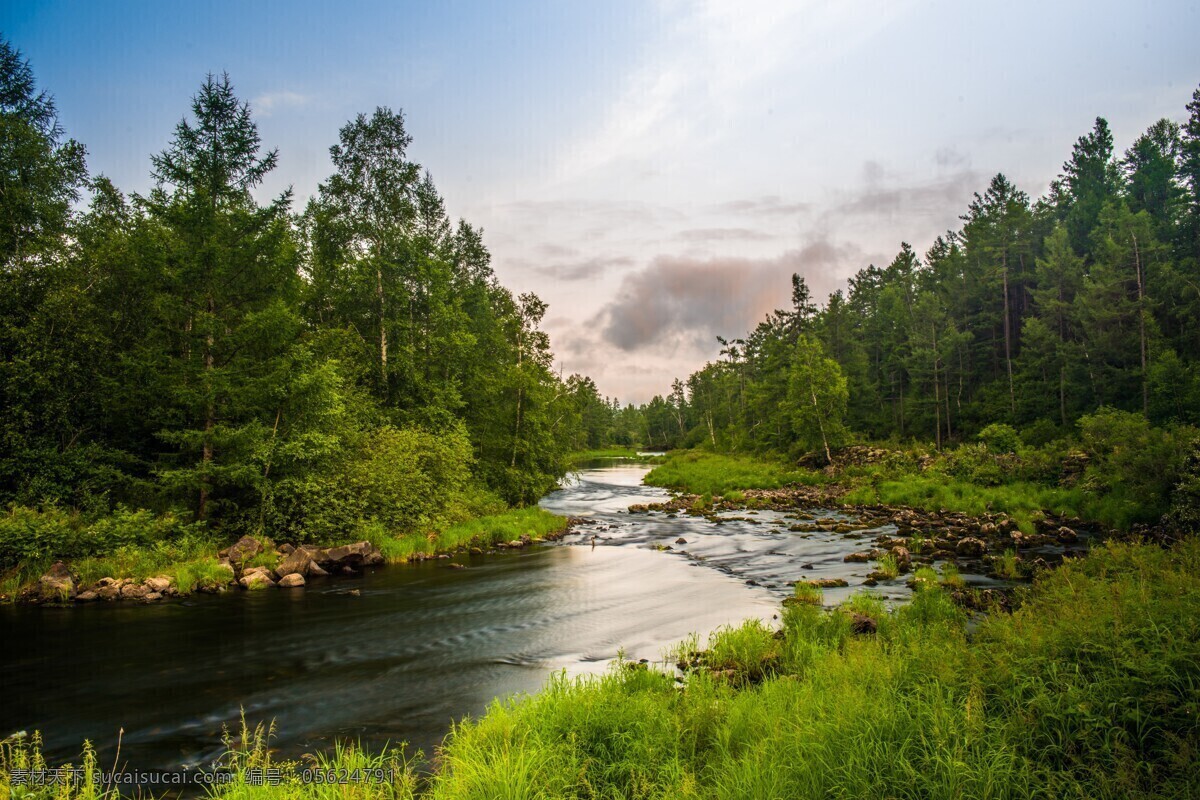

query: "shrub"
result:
(977, 422), (1021, 454)
(0, 505), (80, 568)
(266, 423), (475, 543)
(1077, 407), (1195, 519)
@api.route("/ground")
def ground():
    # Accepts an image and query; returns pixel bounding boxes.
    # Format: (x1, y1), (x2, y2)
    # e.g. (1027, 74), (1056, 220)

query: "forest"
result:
(0, 39), (632, 581)
(639, 101), (1200, 450)
(628, 87), (1200, 532)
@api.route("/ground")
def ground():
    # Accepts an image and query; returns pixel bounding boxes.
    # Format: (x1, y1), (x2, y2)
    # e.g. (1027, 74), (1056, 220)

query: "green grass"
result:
(373, 507), (568, 563)
(71, 535), (225, 591)
(939, 562), (966, 589)
(789, 582), (824, 605)
(644, 451), (826, 496)
(7, 537), (1200, 797)
(567, 446), (644, 463)
(992, 548), (1024, 580)
(842, 476), (1081, 532)
(874, 551), (900, 579)
(646, 447), (1154, 532)
(423, 536), (1200, 798)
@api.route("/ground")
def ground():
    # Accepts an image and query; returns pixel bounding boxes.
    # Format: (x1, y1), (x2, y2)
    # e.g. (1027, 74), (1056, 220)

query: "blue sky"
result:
(5, 0), (1199, 402)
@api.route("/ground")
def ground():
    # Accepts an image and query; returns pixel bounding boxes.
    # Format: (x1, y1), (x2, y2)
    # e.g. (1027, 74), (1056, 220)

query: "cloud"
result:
(714, 195), (812, 216)
(675, 227), (777, 242)
(830, 163), (981, 220)
(593, 239), (863, 353)
(534, 243), (579, 258)
(532, 254), (635, 282)
(550, 1), (917, 184)
(252, 90), (310, 116)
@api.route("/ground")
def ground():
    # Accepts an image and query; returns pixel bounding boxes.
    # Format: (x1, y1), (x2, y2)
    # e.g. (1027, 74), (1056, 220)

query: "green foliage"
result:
(842, 476), (1087, 530)
(874, 552), (899, 579)
(991, 549), (1024, 580)
(978, 422), (1021, 454)
(1166, 439), (1200, 533)
(644, 451), (825, 496)
(419, 538), (1200, 798)
(0, 505), (204, 571)
(0, 43), (597, 548)
(1077, 407), (1195, 521)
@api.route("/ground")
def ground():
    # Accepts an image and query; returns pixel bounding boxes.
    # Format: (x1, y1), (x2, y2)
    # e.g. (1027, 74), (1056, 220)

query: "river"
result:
(1, 458), (1018, 773)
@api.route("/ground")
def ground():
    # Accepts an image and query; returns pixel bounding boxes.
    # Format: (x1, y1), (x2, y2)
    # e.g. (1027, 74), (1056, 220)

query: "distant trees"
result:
(0, 38), (626, 540)
(648, 85), (1200, 458)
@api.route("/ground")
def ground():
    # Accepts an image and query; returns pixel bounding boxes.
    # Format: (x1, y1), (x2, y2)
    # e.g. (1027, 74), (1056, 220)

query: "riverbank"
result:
(1, 506), (569, 605)
(5, 534), (1197, 797)
(643, 446), (1171, 535)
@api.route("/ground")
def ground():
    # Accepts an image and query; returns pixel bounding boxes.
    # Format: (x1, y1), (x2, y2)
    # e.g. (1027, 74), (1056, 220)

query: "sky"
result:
(5, 0), (1199, 403)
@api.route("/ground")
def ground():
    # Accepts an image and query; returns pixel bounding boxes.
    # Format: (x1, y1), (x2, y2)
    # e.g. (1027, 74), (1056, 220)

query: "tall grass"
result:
(424, 537), (1200, 798)
(5, 538), (1199, 797)
(644, 451), (826, 496)
(371, 508), (568, 563)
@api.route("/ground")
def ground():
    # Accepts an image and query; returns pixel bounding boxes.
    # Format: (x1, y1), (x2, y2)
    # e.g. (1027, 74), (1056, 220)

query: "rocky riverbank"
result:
(626, 486), (1098, 609)
(19, 522), (577, 606)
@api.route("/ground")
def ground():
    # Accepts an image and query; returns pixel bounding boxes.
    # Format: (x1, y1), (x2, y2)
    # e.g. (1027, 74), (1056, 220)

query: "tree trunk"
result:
(199, 295), (215, 521)
(932, 323), (942, 450)
(511, 327), (523, 469)
(809, 381), (832, 465)
(377, 264), (388, 387)
(1132, 233), (1148, 415)
(1002, 254), (1015, 416)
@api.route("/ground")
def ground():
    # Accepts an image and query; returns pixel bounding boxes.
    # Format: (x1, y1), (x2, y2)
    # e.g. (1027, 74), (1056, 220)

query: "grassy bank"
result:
(6, 536), (1198, 797)
(371, 507), (569, 562)
(840, 476), (1142, 534)
(0, 505), (568, 602)
(567, 446), (644, 463)
(642, 445), (1166, 531)
(429, 536), (1200, 797)
(644, 451), (827, 496)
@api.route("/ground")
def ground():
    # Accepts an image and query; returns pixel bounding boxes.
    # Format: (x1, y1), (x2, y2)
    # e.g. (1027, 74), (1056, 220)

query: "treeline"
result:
(0, 40), (619, 544)
(640, 86), (1200, 459)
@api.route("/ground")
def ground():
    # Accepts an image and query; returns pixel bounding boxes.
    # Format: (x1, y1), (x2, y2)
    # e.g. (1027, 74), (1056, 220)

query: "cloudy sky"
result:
(7, 0), (1199, 403)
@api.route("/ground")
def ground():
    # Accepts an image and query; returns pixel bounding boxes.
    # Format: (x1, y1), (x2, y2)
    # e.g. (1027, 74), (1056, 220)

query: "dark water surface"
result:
(0, 461), (780, 770)
(2, 459), (1054, 772)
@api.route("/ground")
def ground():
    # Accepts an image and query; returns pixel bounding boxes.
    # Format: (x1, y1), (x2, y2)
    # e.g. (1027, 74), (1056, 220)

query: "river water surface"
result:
(1, 461), (782, 770)
(2, 458), (1030, 772)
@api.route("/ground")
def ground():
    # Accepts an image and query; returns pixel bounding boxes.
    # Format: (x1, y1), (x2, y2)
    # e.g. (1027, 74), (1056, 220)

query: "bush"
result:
(265, 423), (476, 543)
(0, 505), (80, 568)
(1077, 407), (1196, 519)
(1166, 439), (1200, 533)
(1020, 418), (1062, 448)
(936, 442), (1007, 486)
(977, 422), (1021, 454)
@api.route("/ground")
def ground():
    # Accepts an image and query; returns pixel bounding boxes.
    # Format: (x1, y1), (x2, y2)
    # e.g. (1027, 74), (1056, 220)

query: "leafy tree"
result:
(786, 335), (848, 463)
(0, 38), (87, 269)
(142, 73), (302, 521)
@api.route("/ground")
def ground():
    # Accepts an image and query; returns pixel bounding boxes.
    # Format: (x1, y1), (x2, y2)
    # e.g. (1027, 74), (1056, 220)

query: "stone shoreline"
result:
(20, 523), (578, 606)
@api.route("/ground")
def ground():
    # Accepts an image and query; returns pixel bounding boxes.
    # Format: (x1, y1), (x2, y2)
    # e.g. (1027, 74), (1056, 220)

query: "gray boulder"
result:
(228, 535), (263, 566)
(38, 561), (75, 601)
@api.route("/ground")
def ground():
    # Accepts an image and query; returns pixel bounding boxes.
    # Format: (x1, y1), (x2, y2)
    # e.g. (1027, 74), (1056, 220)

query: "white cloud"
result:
(252, 90), (311, 116)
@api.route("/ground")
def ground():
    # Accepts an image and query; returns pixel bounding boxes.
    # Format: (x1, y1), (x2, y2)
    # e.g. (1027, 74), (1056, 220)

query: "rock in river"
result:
(956, 537), (987, 557)
(144, 576), (171, 593)
(275, 548), (313, 579)
(38, 561), (75, 601)
(228, 534), (263, 566)
(239, 567), (275, 590)
(278, 573), (305, 588)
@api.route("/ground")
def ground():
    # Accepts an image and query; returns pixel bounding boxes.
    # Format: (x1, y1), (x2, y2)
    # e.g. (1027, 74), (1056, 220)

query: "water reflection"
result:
(1, 462), (776, 771)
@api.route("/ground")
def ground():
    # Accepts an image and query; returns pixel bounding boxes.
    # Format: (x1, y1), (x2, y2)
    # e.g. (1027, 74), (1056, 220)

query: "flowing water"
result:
(0, 459), (1037, 774)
